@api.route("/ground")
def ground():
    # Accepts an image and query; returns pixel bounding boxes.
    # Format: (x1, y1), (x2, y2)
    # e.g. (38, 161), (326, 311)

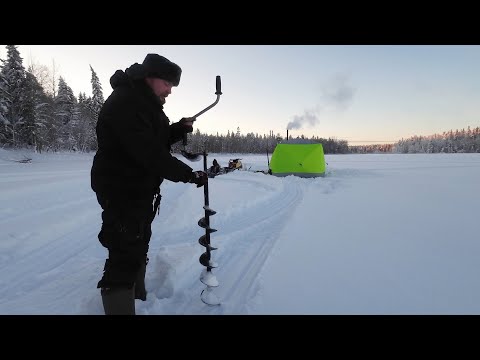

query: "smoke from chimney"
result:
(286, 109), (319, 131)
(285, 73), (356, 132)
(320, 73), (356, 111)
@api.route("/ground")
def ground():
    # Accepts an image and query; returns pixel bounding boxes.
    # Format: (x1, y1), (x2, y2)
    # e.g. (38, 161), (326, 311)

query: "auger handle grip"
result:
(215, 76), (222, 95)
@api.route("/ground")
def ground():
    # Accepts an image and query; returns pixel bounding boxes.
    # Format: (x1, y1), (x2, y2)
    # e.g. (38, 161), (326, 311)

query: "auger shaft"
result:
(198, 150), (220, 306)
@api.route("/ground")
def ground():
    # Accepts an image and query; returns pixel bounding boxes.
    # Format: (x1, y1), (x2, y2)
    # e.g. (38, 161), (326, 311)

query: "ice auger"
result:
(198, 150), (221, 306)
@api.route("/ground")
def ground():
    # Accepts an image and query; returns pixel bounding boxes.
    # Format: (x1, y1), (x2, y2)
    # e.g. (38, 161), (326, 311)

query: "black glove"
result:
(189, 170), (208, 188)
(179, 117), (195, 134)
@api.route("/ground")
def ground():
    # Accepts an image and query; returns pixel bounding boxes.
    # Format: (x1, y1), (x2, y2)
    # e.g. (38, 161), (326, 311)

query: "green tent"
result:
(269, 142), (326, 177)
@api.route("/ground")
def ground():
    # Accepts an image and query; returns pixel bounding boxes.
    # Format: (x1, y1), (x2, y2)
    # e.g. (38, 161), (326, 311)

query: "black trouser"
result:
(96, 193), (160, 289)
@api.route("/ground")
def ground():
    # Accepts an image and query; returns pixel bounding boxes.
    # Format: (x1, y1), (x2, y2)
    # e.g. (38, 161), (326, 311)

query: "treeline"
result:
(349, 127), (480, 154)
(392, 127), (480, 153)
(349, 143), (394, 154)
(171, 129), (350, 154)
(0, 45), (104, 152)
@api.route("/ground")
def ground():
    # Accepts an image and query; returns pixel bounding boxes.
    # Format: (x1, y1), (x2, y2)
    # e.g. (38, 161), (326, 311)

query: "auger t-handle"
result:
(192, 76), (222, 118)
(182, 75), (222, 148)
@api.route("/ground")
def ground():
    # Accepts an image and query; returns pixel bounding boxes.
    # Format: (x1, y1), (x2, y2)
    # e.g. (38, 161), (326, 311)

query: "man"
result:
(91, 53), (208, 315)
(209, 158), (221, 175)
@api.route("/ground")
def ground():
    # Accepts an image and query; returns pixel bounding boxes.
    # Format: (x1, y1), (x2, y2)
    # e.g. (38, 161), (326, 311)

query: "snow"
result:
(1, 149), (479, 315)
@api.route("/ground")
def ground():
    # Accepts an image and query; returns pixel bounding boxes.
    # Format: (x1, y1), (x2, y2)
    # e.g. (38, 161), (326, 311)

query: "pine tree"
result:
(0, 57), (8, 143)
(54, 77), (77, 149)
(0, 45), (27, 147)
(89, 65), (104, 121)
(73, 92), (92, 151)
(87, 65), (104, 150)
(21, 71), (50, 150)
(80, 94), (97, 151)
(55, 77), (76, 125)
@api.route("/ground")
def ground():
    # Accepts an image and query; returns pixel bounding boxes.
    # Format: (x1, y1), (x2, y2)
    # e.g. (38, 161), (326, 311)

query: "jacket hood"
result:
(109, 63), (147, 90)
(109, 70), (129, 90)
(125, 63), (148, 80)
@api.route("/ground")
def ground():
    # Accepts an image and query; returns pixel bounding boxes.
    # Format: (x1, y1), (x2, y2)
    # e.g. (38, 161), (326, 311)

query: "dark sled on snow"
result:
(207, 159), (243, 178)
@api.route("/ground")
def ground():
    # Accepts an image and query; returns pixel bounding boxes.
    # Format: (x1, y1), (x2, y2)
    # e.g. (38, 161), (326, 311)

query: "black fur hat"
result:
(142, 54), (182, 86)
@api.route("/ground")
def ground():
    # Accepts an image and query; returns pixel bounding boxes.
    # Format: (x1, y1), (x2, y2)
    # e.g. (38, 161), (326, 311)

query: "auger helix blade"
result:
(198, 235), (218, 250)
(199, 252), (210, 267)
(199, 252), (219, 268)
(198, 218), (217, 232)
(200, 269), (219, 287)
(203, 205), (217, 216)
(200, 287), (221, 306)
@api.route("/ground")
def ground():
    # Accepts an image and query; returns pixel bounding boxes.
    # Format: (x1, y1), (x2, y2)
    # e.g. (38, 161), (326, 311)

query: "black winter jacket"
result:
(91, 64), (193, 201)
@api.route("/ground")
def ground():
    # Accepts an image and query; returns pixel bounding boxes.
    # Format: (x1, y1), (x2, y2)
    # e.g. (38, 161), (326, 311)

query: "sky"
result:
(1, 148), (479, 315)
(1, 45), (480, 145)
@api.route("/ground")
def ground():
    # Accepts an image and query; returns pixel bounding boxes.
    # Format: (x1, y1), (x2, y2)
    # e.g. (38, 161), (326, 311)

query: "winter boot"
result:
(101, 287), (135, 315)
(134, 257), (148, 301)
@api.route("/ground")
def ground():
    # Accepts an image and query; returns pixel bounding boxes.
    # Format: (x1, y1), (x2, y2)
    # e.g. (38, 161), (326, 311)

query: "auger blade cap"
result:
(200, 287), (221, 306)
